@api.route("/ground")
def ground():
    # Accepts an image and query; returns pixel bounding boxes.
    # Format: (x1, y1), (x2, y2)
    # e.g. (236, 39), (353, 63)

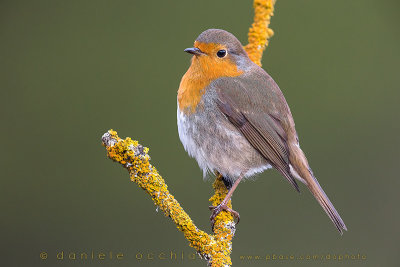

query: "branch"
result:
(101, 1), (276, 266)
(244, 0), (276, 67)
(102, 130), (235, 266)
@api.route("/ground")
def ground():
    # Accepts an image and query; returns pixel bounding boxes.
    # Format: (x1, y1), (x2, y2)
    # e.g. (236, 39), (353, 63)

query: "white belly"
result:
(177, 107), (271, 180)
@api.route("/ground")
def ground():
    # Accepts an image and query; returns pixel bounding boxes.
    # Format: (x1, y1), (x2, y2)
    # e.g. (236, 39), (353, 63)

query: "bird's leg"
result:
(209, 172), (245, 227)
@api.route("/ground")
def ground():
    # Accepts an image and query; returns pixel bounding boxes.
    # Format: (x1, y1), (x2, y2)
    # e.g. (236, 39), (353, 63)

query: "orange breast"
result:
(178, 44), (243, 114)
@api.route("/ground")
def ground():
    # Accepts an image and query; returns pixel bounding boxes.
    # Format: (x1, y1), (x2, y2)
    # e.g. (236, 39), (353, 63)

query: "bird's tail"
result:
(290, 148), (347, 235)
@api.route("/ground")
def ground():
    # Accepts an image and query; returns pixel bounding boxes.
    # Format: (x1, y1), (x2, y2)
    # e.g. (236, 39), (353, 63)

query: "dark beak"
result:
(184, 47), (204, 56)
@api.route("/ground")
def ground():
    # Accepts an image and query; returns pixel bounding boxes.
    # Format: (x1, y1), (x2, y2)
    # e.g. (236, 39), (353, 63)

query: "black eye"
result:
(216, 49), (227, 58)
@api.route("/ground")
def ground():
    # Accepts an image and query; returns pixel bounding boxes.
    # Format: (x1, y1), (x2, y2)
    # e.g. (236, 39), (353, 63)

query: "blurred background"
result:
(1, 0), (399, 266)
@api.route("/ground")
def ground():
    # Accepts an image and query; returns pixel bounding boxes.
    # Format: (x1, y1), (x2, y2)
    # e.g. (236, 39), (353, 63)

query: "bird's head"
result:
(184, 29), (252, 75)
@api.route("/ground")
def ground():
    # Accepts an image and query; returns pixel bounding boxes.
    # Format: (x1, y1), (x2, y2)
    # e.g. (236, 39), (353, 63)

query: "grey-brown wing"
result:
(216, 87), (299, 192)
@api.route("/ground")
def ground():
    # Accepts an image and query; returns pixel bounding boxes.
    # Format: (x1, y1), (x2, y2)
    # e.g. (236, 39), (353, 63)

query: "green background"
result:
(1, 0), (399, 266)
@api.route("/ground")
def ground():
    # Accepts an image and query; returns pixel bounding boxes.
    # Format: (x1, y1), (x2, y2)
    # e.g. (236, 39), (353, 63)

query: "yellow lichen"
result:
(244, 0), (276, 67)
(102, 130), (232, 266)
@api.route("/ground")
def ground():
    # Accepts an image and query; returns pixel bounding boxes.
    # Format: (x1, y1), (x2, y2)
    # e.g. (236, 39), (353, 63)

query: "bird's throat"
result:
(178, 55), (243, 114)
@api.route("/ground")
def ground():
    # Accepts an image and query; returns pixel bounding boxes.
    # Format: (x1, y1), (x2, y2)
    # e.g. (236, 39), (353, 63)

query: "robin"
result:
(177, 29), (347, 234)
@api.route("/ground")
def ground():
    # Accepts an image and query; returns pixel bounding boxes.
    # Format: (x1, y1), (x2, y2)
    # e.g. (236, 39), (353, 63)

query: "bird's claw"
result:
(209, 204), (240, 228)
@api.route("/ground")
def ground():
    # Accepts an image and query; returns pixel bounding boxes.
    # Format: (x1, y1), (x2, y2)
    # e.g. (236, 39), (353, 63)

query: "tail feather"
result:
(290, 157), (347, 234)
(299, 167), (347, 234)
(307, 169), (347, 234)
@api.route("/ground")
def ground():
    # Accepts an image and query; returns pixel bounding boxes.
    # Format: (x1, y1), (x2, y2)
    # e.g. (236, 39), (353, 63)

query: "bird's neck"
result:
(178, 56), (243, 114)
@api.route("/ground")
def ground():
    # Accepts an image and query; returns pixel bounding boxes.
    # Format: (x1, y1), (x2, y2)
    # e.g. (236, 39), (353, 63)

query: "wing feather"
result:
(216, 90), (299, 192)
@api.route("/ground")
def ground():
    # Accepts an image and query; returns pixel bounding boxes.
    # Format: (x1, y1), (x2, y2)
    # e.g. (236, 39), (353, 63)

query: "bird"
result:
(177, 29), (347, 234)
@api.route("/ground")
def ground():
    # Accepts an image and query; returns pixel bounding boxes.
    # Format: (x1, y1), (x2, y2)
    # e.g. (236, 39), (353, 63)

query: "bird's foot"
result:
(209, 203), (240, 228)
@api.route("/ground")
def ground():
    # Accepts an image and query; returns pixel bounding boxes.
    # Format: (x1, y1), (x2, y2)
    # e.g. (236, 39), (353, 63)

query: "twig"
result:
(244, 0), (276, 67)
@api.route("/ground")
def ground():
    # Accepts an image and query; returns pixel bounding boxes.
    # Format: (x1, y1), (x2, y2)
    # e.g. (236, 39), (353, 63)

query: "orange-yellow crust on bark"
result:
(244, 0), (276, 66)
(102, 130), (234, 266)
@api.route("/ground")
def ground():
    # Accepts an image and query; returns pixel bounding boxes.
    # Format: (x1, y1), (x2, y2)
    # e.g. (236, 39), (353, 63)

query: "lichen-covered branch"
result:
(102, 1), (276, 266)
(102, 130), (235, 266)
(244, 0), (276, 66)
